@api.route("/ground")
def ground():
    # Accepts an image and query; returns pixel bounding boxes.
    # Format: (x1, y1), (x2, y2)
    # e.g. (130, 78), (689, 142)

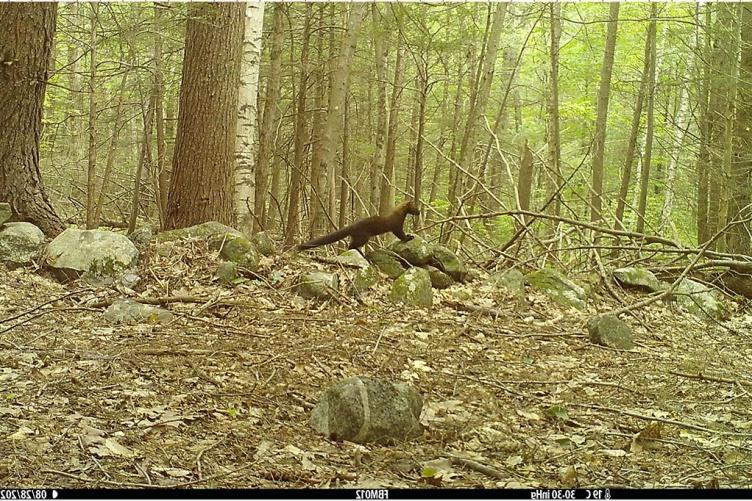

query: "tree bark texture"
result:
(636, 3), (657, 235)
(0, 3), (64, 236)
(165, 3), (244, 230)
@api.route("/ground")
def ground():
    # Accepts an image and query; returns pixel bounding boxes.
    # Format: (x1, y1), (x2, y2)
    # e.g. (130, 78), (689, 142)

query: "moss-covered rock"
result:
(334, 249), (370, 268)
(674, 278), (729, 320)
(425, 265), (454, 289)
(587, 314), (634, 349)
(613, 267), (663, 292)
(390, 236), (432, 266)
(526, 268), (587, 310)
(298, 271), (339, 300)
(250, 231), (277, 256)
(216, 261), (241, 285)
(208, 233), (260, 271)
(157, 221), (243, 243)
(488, 268), (526, 294)
(366, 248), (406, 279)
(353, 265), (380, 293)
(390, 267), (433, 307)
(430, 245), (468, 282)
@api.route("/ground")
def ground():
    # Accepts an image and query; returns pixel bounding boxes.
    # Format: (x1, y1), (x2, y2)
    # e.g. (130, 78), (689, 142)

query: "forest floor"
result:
(1, 242), (752, 490)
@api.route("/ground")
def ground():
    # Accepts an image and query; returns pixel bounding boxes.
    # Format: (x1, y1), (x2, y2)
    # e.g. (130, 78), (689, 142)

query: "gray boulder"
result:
(310, 376), (423, 445)
(430, 245), (468, 282)
(613, 267), (663, 292)
(157, 221), (243, 243)
(390, 267), (433, 307)
(526, 268), (587, 310)
(250, 231), (276, 256)
(425, 266), (453, 289)
(104, 298), (173, 325)
(298, 271), (339, 300)
(0, 222), (45, 266)
(587, 314), (634, 350)
(390, 236), (432, 266)
(366, 249), (406, 279)
(674, 278), (728, 320)
(334, 249), (370, 269)
(44, 228), (139, 284)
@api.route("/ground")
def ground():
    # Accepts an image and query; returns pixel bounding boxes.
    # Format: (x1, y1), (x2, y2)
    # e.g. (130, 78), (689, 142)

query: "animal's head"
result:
(405, 200), (421, 216)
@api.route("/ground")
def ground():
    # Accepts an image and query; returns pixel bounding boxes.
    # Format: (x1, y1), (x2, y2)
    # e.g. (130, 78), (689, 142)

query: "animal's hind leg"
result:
(349, 235), (369, 257)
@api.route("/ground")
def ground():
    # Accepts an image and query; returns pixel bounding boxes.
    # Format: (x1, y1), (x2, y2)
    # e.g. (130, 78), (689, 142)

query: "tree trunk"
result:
(153, 3), (168, 228)
(310, 3), (366, 230)
(128, 95), (155, 234)
(379, 42), (404, 214)
(165, 3), (244, 230)
(235, 1), (265, 235)
(308, 5), (328, 238)
(726, 4), (751, 254)
(659, 81), (689, 235)
(517, 138), (534, 225)
(636, 3), (658, 234)
(590, 2), (620, 225)
(0, 3), (64, 236)
(546, 2), (562, 220)
(696, 4), (712, 244)
(253, 3), (284, 232)
(615, 11), (653, 231)
(85, 3), (98, 229)
(370, 4), (387, 213)
(284, 4), (312, 248)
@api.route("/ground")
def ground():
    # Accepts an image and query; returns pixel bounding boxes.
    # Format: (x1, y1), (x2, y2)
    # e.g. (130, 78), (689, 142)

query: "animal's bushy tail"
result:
(296, 225), (352, 250)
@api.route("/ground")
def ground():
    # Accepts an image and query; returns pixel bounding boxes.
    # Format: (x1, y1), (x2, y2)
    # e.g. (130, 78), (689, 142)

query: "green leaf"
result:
(546, 405), (569, 421)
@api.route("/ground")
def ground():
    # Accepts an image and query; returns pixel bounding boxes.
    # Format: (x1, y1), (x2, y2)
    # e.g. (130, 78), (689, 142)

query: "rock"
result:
(353, 265), (380, 293)
(128, 226), (154, 246)
(425, 266), (453, 289)
(310, 376), (423, 445)
(613, 267), (663, 292)
(120, 272), (140, 288)
(216, 261), (240, 285)
(390, 236), (432, 266)
(0, 203), (12, 224)
(526, 268), (587, 310)
(587, 314), (634, 350)
(334, 249), (370, 269)
(250, 231), (276, 256)
(366, 249), (406, 279)
(430, 245), (468, 282)
(390, 267), (433, 307)
(673, 278), (729, 320)
(44, 228), (139, 284)
(297, 271), (339, 300)
(0, 222), (45, 266)
(489, 268), (526, 294)
(156, 221), (243, 243)
(208, 233), (260, 271)
(103, 298), (173, 325)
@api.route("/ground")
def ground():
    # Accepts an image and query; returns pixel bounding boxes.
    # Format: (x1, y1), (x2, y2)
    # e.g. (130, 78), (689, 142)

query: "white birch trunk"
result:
(659, 84), (689, 234)
(235, 1), (265, 234)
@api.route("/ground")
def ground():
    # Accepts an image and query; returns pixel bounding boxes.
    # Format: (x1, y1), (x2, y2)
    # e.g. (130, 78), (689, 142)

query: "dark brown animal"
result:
(297, 200), (420, 251)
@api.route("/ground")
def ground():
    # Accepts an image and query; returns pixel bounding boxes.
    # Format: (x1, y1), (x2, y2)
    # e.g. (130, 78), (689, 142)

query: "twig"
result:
(450, 456), (506, 480)
(669, 370), (752, 387)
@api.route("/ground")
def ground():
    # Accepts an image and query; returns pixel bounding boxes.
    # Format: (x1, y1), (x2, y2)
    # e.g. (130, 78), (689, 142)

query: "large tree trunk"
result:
(726, 4), (752, 254)
(696, 4), (712, 244)
(165, 3), (244, 230)
(0, 3), (64, 236)
(590, 2), (619, 225)
(253, 3), (284, 232)
(235, 1), (265, 235)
